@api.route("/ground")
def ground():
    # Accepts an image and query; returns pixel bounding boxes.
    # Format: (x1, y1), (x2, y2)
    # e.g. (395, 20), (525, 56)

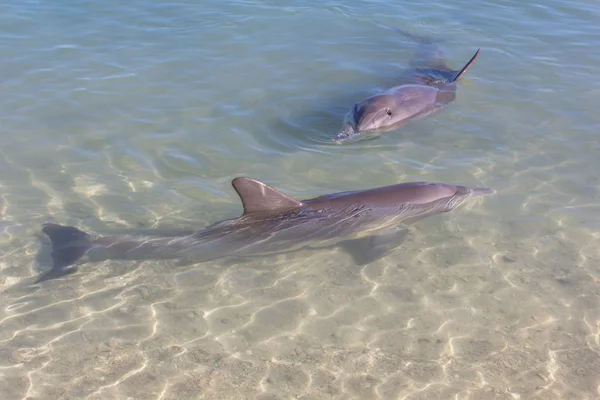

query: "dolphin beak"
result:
(470, 187), (496, 197)
(333, 124), (357, 144)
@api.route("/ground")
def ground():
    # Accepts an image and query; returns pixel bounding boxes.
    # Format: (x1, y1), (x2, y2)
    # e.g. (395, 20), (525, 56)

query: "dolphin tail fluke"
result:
(451, 49), (481, 83)
(377, 24), (450, 69)
(390, 27), (435, 45)
(39, 223), (93, 282)
(373, 22), (438, 44)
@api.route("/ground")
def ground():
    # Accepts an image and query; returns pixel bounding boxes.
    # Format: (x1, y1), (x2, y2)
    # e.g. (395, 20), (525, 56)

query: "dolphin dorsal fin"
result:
(231, 177), (301, 215)
(451, 48), (481, 83)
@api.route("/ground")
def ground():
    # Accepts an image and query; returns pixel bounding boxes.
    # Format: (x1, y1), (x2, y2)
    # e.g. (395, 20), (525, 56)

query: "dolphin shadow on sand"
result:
(36, 177), (494, 283)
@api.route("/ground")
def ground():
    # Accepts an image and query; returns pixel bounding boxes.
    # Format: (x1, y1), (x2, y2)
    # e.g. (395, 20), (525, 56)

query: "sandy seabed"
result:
(1, 202), (599, 400)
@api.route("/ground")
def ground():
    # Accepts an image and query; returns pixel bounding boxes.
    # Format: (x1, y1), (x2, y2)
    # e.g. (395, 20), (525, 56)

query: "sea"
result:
(1, 0), (600, 399)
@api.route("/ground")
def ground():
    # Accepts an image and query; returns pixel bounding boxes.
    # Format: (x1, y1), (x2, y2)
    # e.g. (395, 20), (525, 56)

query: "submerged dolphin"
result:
(38, 177), (494, 282)
(335, 28), (481, 143)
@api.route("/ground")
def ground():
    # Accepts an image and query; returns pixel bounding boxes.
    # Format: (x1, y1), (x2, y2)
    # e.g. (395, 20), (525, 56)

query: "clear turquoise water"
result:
(2, 1), (600, 399)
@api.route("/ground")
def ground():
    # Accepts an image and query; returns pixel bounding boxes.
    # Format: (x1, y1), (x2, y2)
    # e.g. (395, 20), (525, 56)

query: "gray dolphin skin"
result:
(39, 177), (494, 282)
(335, 28), (481, 143)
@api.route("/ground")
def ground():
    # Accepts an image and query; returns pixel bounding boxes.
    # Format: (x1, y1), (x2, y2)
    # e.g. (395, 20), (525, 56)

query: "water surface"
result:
(1, 0), (600, 399)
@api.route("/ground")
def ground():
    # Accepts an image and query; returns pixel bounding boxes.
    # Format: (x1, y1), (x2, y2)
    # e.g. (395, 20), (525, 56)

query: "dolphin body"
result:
(335, 28), (481, 143)
(38, 177), (494, 282)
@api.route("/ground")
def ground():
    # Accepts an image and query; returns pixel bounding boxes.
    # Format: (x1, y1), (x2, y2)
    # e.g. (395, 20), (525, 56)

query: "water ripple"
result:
(2, 0), (600, 398)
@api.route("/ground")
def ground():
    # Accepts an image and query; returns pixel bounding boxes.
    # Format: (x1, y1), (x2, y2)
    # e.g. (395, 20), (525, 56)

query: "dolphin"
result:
(335, 27), (481, 143)
(37, 177), (494, 282)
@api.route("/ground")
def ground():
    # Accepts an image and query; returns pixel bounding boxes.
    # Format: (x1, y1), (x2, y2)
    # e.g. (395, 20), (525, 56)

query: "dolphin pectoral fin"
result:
(340, 228), (409, 265)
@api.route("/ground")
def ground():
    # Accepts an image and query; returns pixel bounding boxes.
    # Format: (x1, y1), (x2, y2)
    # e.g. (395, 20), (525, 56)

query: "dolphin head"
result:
(334, 85), (441, 144)
(334, 94), (398, 143)
(352, 94), (401, 132)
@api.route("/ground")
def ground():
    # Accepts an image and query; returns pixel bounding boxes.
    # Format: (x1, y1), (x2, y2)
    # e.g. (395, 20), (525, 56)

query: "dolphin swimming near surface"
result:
(335, 27), (481, 143)
(38, 177), (494, 282)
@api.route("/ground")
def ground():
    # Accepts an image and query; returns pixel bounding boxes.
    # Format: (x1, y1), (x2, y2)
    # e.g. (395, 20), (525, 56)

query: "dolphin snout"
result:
(333, 124), (357, 144)
(470, 187), (496, 197)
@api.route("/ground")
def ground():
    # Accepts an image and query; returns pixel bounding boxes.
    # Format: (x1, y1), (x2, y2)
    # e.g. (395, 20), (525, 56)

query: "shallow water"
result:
(2, 0), (600, 399)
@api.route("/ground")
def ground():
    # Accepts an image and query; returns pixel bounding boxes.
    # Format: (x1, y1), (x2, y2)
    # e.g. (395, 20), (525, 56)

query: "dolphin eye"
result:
(385, 108), (392, 116)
